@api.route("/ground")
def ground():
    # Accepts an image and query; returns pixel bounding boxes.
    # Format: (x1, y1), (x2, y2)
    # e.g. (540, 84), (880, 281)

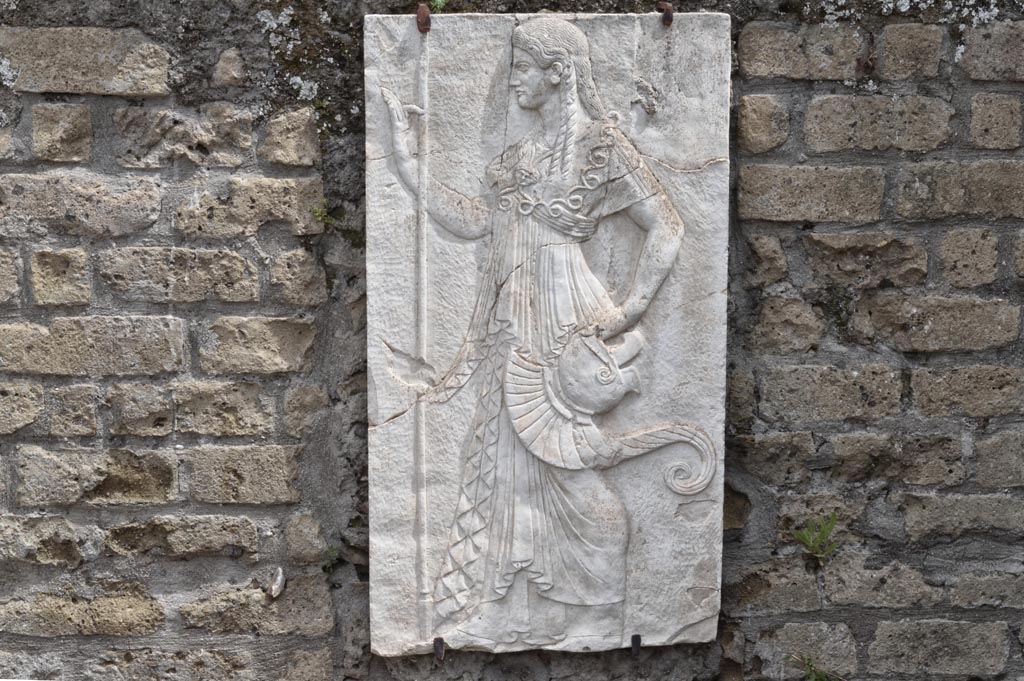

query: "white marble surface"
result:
(366, 13), (729, 656)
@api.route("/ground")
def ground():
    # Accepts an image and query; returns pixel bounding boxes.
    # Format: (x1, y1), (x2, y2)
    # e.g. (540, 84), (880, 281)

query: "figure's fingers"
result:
(381, 89), (407, 121)
(404, 105), (426, 116)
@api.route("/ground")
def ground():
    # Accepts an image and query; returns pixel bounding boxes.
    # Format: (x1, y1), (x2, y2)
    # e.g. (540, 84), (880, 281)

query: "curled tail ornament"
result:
(611, 423), (717, 495)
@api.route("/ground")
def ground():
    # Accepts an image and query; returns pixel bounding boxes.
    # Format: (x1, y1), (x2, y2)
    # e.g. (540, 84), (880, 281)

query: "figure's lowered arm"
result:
(382, 88), (491, 240)
(598, 191), (684, 340)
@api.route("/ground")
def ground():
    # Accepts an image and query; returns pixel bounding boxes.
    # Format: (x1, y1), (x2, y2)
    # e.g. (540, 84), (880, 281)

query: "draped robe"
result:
(431, 119), (662, 642)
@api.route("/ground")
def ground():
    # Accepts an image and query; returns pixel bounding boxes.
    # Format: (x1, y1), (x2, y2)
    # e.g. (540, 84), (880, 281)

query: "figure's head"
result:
(510, 18), (605, 119)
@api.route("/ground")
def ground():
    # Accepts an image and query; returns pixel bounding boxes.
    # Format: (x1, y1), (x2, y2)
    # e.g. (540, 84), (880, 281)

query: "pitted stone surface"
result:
(0, 172), (160, 238)
(0, 27), (169, 95)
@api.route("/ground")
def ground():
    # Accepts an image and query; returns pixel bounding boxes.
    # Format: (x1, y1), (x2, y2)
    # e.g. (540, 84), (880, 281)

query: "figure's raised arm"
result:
(381, 88), (490, 240)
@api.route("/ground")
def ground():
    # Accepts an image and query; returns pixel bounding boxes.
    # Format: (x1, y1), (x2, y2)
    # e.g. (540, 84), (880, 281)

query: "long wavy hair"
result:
(512, 18), (607, 181)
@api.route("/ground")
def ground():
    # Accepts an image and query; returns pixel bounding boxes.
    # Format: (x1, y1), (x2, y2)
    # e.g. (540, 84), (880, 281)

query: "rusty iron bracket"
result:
(417, 3), (431, 33)
(656, 1), (673, 26)
(631, 634), (642, 657)
(433, 637), (445, 663)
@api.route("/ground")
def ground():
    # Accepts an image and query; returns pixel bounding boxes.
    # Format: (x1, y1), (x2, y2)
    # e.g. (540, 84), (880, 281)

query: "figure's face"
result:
(510, 47), (561, 110)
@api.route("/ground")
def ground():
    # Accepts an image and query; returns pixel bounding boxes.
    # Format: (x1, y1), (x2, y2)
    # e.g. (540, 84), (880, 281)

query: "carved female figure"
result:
(383, 17), (709, 649)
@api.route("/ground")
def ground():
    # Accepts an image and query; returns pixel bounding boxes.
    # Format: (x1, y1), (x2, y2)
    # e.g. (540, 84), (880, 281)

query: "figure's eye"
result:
(514, 62), (528, 72)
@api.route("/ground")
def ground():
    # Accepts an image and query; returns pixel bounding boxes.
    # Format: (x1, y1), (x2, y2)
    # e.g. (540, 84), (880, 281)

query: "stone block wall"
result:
(0, 1), (1021, 680)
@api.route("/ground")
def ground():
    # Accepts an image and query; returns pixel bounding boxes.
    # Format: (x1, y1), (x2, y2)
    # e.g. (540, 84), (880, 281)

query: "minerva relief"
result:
(365, 14), (730, 655)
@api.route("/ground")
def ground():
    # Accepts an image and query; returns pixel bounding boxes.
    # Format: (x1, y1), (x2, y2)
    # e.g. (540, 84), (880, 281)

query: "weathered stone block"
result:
(107, 515), (258, 559)
(0, 28), (169, 95)
(974, 431), (1024, 488)
(175, 176), (324, 239)
(879, 23), (945, 79)
(32, 103), (92, 162)
(830, 432), (964, 486)
(260, 108), (320, 166)
(114, 103), (253, 168)
(199, 317), (315, 374)
(941, 229), (998, 288)
(903, 494), (1024, 540)
(739, 165), (884, 223)
(805, 95), (952, 152)
(0, 172), (160, 238)
(365, 13), (729, 654)
(190, 445), (300, 504)
(727, 367), (757, 432)
(173, 381), (274, 436)
(723, 485), (751, 531)
(722, 556), (821, 616)
(15, 446), (177, 507)
(777, 493), (860, 543)
(212, 47), (245, 86)
(746, 234), (788, 286)
(852, 293), (1020, 352)
(108, 383), (172, 436)
(962, 21), (1024, 81)
(0, 584), (164, 636)
(731, 432), (816, 485)
(759, 365), (901, 422)
(895, 161), (1024, 219)
(30, 248), (91, 306)
(737, 95), (788, 154)
(824, 548), (942, 608)
(805, 232), (926, 288)
(48, 384), (99, 436)
(753, 623), (857, 679)
(282, 649), (332, 681)
(270, 250), (328, 307)
(739, 22), (866, 80)
(912, 366), (1024, 417)
(181, 574), (332, 635)
(286, 513), (327, 564)
(0, 249), (18, 305)
(971, 93), (1022, 149)
(284, 384), (329, 438)
(868, 620), (1009, 674)
(0, 382), (43, 434)
(749, 297), (824, 352)
(0, 514), (102, 567)
(99, 247), (258, 303)
(0, 316), (187, 376)
(86, 649), (253, 681)
(949, 572), (1024, 608)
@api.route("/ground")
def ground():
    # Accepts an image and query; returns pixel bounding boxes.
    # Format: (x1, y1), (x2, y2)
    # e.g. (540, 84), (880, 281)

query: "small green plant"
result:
(313, 98), (332, 116)
(429, 0), (448, 12)
(312, 199), (338, 227)
(789, 654), (846, 681)
(792, 510), (840, 567)
(321, 545), (343, 574)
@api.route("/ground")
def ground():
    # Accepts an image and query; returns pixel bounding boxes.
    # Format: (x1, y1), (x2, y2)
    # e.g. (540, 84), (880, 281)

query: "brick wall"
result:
(0, 3), (1020, 680)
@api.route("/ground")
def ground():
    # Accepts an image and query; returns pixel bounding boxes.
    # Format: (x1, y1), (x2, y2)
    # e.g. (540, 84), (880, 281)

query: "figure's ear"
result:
(548, 61), (565, 85)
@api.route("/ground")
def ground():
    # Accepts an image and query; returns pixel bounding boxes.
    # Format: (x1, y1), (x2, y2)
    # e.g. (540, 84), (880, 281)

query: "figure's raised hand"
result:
(380, 87), (425, 195)
(382, 87), (424, 132)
